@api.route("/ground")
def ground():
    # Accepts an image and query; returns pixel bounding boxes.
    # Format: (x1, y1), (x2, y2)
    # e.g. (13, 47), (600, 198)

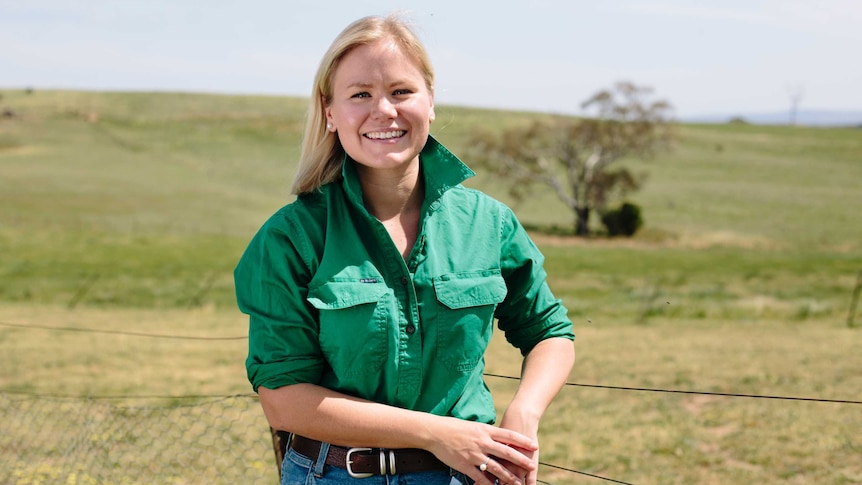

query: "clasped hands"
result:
(427, 417), (538, 485)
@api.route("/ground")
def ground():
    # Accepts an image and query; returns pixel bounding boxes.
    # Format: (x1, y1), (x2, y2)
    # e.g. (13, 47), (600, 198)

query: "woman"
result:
(235, 14), (575, 485)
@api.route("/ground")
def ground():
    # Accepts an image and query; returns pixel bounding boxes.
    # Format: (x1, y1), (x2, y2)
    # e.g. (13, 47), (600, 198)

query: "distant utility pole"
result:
(787, 84), (805, 126)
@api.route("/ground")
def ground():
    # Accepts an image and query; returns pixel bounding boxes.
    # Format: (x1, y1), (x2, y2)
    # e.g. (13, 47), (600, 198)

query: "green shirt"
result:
(235, 136), (574, 424)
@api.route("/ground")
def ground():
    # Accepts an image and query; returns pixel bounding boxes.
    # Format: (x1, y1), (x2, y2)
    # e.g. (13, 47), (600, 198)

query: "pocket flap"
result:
(307, 280), (389, 310)
(433, 270), (508, 309)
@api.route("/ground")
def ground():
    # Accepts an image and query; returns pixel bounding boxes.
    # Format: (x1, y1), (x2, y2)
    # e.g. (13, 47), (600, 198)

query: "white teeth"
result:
(365, 130), (406, 140)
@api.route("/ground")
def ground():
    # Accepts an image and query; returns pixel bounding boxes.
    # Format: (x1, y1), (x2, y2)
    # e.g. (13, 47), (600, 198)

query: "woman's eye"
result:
(351, 92), (371, 99)
(393, 89), (412, 96)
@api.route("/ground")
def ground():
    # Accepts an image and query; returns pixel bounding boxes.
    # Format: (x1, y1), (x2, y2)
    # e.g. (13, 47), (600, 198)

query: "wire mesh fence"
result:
(0, 392), (276, 485)
(3, 321), (861, 484)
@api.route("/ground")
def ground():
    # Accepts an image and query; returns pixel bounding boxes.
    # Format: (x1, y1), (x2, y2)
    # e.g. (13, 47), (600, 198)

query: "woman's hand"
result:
(499, 408), (541, 485)
(497, 337), (576, 485)
(422, 415), (537, 485)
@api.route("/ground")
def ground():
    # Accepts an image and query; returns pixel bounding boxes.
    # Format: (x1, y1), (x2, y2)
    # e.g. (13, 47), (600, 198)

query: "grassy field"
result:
(1, 89), (861, 484)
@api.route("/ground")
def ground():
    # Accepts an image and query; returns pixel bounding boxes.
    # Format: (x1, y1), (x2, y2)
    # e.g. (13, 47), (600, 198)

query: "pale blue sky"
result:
(2, 0), (861, 117)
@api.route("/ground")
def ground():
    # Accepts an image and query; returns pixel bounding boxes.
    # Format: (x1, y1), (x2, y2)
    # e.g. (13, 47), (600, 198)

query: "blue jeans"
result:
(281, 446), (474, 485)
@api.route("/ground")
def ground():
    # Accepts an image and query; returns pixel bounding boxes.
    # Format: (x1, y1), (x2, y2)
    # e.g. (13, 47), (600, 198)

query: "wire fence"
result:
(2, 320), (861, 484)
(0, 392), (274, 485)
(1, 389), (638, 485)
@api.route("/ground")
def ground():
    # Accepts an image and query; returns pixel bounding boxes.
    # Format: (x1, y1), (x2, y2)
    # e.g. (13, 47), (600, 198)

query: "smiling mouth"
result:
(364, 130), (406, 140)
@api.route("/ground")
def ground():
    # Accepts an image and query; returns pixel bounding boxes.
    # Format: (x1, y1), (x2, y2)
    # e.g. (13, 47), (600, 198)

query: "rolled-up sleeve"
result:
(235, 213), (324, 392)
(494, 207), (575, 356)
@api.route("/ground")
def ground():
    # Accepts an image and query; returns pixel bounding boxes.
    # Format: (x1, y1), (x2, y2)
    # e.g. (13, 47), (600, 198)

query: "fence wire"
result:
(0, 393), (276, 485)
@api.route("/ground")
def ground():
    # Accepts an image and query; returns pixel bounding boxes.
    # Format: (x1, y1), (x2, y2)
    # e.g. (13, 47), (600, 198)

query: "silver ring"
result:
(479, 457), (491, 472)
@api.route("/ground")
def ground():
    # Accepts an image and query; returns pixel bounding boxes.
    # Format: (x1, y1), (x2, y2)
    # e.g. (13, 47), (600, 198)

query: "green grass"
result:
(1, 89), (861, 484)
(628, 123), (862, 250)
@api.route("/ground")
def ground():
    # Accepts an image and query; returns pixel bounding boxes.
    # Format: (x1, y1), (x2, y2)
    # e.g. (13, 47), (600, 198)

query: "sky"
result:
(2, 0), (861, 118)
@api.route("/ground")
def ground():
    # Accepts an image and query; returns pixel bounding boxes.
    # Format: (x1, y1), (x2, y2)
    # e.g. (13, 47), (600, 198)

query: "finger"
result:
(495, 457), (529, 481)
(488, 443), (536, 473)
(491, 428), (538, 452)
(462, 455), (499, 485)
(465, 467), (496, 485)
(484, 457), (526, 485)
(463, 457), (514, 485)
(526, 467), (539, 485)
(525, 450), (539, 485)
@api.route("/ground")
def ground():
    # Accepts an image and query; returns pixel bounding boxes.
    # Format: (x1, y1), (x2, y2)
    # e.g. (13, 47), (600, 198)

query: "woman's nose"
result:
(372, 95), (397, 119)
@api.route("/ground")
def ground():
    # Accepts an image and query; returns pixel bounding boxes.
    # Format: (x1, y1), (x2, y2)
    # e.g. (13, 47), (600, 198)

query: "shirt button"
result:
(406, 324), (416, 335)
(401, 276), (409, 286)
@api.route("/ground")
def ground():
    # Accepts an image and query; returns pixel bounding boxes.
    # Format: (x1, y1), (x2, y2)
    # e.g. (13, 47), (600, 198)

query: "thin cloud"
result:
(621, 0), (862, 39)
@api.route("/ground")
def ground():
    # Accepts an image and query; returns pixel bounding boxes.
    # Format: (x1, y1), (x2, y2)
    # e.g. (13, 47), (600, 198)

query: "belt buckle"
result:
(345, 447), (375, 479)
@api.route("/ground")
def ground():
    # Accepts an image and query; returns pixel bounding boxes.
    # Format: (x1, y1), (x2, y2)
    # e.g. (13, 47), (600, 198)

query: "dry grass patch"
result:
(0, 303), (249, 398)
(485, 318), (862, 485)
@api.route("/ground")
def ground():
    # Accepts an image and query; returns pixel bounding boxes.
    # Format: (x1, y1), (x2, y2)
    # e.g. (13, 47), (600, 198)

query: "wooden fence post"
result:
(271, 427), (289, 480)
(847, 271), (862, 328)
(67, 273), (100, 309)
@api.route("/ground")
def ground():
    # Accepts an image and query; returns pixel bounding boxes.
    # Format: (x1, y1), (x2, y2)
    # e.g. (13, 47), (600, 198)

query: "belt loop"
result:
(313, 441), (331, 478)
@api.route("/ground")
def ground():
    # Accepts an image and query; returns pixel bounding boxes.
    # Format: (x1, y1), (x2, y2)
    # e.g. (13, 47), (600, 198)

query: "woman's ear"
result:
(322, 95), (336, 132)
(324, 108), (336, 132)
(429, 91), (436, 123)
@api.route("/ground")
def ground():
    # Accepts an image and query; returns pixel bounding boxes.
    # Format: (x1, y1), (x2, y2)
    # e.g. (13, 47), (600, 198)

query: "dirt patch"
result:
(528, 229), (781, 250)
(682, 394), (718, 416)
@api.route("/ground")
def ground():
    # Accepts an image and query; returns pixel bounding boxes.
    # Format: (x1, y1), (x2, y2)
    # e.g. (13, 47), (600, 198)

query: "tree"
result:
(469, 81), (674, 236)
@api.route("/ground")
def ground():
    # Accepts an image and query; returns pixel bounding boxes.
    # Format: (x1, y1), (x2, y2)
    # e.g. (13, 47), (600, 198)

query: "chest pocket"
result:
(433, 270), (508, 372)
(307, 280), (391, 376)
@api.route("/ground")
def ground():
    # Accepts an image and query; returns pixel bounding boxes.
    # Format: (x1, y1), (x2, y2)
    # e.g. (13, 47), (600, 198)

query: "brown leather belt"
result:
(289, 434), (448, 478)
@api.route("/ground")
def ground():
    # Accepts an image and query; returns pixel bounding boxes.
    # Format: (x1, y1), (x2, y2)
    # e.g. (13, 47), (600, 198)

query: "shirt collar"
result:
(340, 135), (475, 210)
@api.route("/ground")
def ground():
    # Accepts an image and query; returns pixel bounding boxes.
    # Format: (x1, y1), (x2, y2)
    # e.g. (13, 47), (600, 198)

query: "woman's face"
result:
(325, 39), (434, 174)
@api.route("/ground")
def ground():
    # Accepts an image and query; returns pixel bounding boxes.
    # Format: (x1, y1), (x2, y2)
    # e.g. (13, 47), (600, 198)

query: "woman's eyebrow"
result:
(345, 81), (374, 90)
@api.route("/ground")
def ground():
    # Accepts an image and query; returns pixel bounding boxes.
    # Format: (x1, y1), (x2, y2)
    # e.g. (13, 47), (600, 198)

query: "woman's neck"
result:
(357, 161), (424, 221)
(357, 161), (425, 260)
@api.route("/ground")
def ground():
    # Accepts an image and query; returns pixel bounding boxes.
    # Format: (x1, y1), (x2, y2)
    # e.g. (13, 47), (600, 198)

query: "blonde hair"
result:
(291, 14), (435, 194)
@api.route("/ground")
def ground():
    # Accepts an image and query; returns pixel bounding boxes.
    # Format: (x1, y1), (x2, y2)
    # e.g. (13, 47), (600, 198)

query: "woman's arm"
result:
(260, 383), (538, 485)
(498, 337), (576, 485)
